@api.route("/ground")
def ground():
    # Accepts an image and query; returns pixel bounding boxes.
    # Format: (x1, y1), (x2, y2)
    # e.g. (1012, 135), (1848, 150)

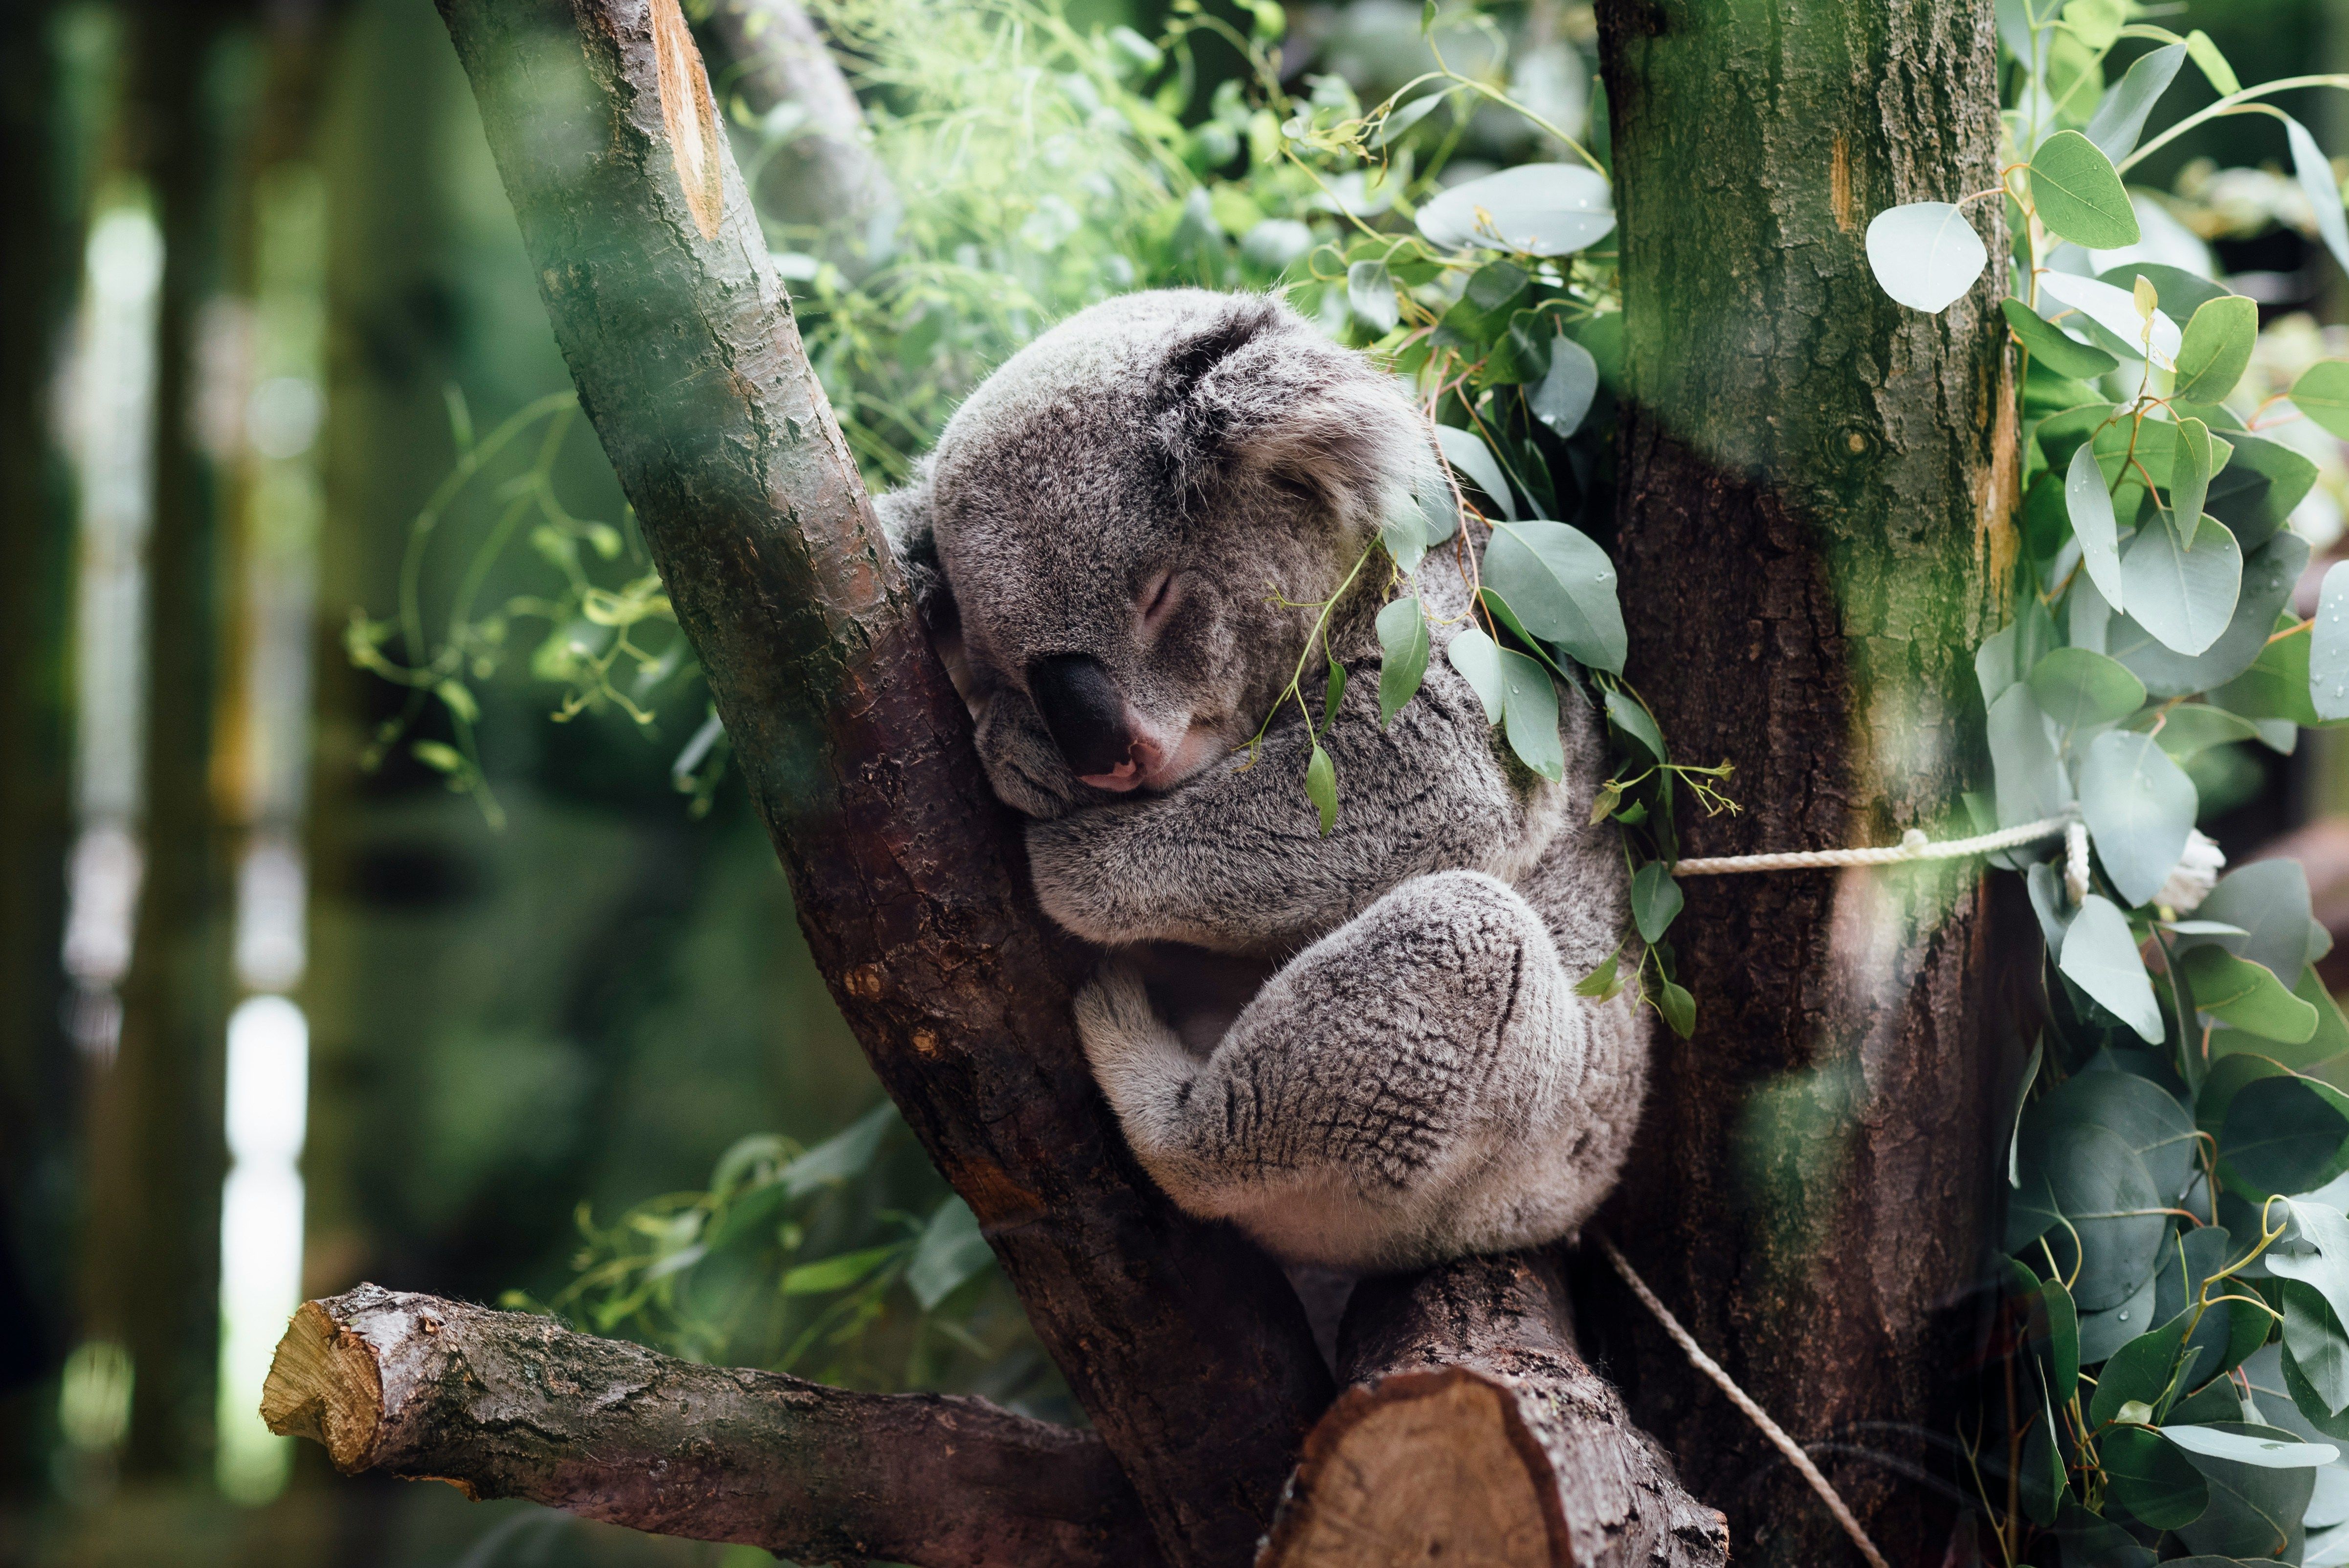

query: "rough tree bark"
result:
(427, 1), (1327, 1562)
(261, 1285), (1160, 1568)
(1261, 1253), (1729, 1568)
(1592, 1), (2015, 1563)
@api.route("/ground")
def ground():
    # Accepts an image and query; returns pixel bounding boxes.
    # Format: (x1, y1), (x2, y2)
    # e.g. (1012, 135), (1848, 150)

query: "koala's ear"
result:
(874, 464), (956, 634)
(1150, 296), (1429, 533)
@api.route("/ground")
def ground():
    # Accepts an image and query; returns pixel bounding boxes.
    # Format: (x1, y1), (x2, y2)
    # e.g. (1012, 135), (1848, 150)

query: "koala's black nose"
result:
(1028, 653), (1133, 778)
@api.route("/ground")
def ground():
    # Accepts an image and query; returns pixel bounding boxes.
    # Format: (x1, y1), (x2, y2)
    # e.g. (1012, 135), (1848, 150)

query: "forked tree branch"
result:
(261, 1285), (1161, 1568)
(425, 2), (1327, 1563)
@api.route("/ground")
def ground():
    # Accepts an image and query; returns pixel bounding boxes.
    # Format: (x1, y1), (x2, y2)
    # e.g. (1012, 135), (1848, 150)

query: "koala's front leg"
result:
(1075, 869), (1646, 1272)
(1030, 663), (1536, 953)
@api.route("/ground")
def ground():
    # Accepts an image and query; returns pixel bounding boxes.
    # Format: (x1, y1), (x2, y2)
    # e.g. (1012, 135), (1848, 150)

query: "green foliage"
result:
(507, 1103), (1061, 1403)
(1870, 13), (2349, 1560)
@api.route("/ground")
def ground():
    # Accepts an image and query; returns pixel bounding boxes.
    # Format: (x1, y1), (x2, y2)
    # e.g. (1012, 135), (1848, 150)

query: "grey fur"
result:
(880, 288), (1648, 1272)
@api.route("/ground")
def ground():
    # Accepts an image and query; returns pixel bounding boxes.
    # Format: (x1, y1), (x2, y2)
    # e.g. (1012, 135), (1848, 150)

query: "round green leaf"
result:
(1604, 688), (1664, 765)
(908, 1197), (994, 1309)
(2204, 433), (2318, 552)
(2187, 946), (2321, 1046)
(2193, 862), (2319, 983)
(2040, 270), (2178, 367)
(1483, 520), (1626, 674)
(2300, 361), (2349, 441)
(2174, 295), (2260, 403)
(2120, 511), (2243, 658)
(2148, 704), (2260, 761)
(2112, 533), (2308, 698)
(2037, 1068), (2197, 1205)
(2029, 646), (2146, 733)
(1862, 202), (1988, 313)
(2162, 1424), (2339, 1468)
(2102, 1424), (2211, 1530)
(2031, 130), (2143, 250)
(2002, 297), (2119, 381)
(2168, 418), (2220, 543)
(2079, 730), (2198, 908)
(1416, 163), (1615, 256)
(2058, 893), (2165, 1042)
(2221, 1074), (2346, 1196)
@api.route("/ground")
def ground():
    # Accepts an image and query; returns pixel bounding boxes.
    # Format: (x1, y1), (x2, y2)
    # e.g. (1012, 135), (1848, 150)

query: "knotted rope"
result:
(1671, 813), (2076, 876)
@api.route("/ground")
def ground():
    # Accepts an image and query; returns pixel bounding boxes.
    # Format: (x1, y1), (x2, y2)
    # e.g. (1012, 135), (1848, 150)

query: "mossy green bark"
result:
(1596, 2), (2018, 1561)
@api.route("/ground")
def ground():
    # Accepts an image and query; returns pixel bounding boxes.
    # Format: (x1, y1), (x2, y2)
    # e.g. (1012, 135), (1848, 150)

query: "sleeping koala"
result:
(878, 288), (1648, 1272)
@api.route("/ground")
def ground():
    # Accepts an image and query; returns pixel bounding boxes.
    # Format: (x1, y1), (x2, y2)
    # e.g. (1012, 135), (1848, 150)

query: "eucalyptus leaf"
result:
(2102, 1424), (2211, 1530)
(2120, 511), (2242, 658)
(2186, 29), (2239, 96)
(1604, 688), (1666, 765)
(2173, 295), (2260, 403)
(1376, 597), (1430, 727)
(1380, 494), (1429, 573)
(2084, 42), (2188, 161)
(1435, 423), (1515, 520)
(2032, 130), (2144, 251)
(2298, 362), (2349, 441)
(2079, 1269), (2163, 1363)
(1483, 520), (1625, 673)
(2171, 1420), (2316, 1560)
(2279, 1278), (2349, 1417)
(1631, 861), (1683, 944)
(1497, 648), (1564, 782)
(2030, 646), (2147, 734)
(2067, 442), (2127, 609)
(2059, 893), (2166, 1042)
(1987, 685), (2076, 829)
(1862, 202), (1989, 313)
(2317, 561), (2349, 721)
(2038, 1068), (2198, 1205)
(2190, 862), (2324, 994)
(1657, 980), (1696, 1040)
(1530, 334), (1599, 438)
(2078, 729), (2199, 907)
(2204, 433), (2317, 552)
(779, 1101), (898, 1198)
(2169, 418), (2217, 545)
(2288, 114), (2349, 278)
(1305, 742), (1337, 835)
(2147, 704), (2260, 761)
(2112, 533), (2309, 698)
(2161, 1424), (2340, 1468)
(2040, 270), (2181, 367)
(1416, 163), (1615, 256)
(1374, 90), (1447, 147)
(2003, 297), (2120, 380)
(2092, 1316), (2193, 1428)
(2221, 1075), (2345, 1196)
(1347, 259), (1400, 332)
(2185, 945), (2321, 1046)
(908, 1197), (994, 1309)
(2097, 264), (2238, 321)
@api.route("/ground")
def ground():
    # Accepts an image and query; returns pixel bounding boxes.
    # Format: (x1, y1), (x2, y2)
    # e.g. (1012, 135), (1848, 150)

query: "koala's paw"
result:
(1025, 816), (1139, 943)
(1071, 962), (1193, 1112)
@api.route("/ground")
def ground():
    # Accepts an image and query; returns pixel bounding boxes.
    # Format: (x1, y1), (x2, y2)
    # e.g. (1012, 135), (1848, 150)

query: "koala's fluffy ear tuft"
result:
(875, 463), (957, 634)
(1148, 294), (1434, 538)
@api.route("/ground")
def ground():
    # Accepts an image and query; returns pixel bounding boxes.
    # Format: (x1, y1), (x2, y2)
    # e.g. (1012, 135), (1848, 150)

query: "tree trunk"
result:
(262, 1284), (1160, 1568)
(1261, 1253), (1729, 1568)
(1592, 2), (2014, 1563)
(430, 2), (1328, 1561)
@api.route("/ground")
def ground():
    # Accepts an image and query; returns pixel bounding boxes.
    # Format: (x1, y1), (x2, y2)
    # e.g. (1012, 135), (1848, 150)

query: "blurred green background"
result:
(3, 0), (2348, 1564)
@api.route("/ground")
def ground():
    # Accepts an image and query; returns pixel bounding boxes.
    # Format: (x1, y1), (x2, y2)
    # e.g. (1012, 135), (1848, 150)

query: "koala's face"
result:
(922, 291), (1427, 819)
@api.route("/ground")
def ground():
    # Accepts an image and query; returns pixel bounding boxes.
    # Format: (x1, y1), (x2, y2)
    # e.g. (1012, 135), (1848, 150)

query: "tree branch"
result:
(426, 3), (1329, 1563)
(1261, 1252), (1729, 1568)
(701, 0), (899, 272)
(261, 1285), (1159, 1568)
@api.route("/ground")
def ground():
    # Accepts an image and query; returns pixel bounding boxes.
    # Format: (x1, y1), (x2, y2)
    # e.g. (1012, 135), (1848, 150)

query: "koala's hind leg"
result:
(1075, 869), (1628, 1271)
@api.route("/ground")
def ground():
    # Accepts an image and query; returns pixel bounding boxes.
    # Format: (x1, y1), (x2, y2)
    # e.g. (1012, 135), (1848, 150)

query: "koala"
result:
(878, 288), (1648, 1273)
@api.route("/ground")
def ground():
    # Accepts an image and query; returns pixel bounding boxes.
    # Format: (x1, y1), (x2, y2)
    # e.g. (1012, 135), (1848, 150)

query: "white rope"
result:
(1597, 1235), (1891, 1568)
(1671, 813), (2076, 877)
